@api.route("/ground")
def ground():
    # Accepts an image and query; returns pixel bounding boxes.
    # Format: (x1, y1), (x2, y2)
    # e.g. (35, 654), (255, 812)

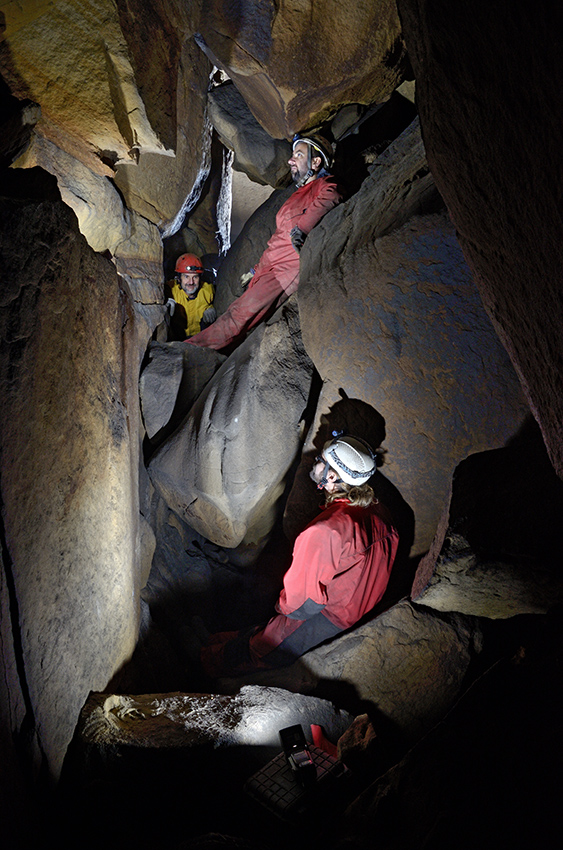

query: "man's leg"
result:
(186, 272), (287, 351)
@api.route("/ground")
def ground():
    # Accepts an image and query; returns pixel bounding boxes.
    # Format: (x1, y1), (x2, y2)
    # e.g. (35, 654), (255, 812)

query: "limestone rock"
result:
(196, 1), (409, 138)
(412, 424), (563, 618)
(398, 0), (563, 478)
(75, 685), (353, 750)
(140, 342), (226, 441)
(218, 599), (482, 744)
(2, 2), (212, 234)
(148, 299), (315, 554)
(208, 81), (293, 187)
(0, 176), (142, 776)
(296, 119), (530, 555)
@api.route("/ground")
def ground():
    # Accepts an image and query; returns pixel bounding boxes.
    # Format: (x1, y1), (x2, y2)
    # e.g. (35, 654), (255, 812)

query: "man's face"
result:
(310, 457), (341, 492)
(180, 272), (201, 297)
(289, 142), (319, 184)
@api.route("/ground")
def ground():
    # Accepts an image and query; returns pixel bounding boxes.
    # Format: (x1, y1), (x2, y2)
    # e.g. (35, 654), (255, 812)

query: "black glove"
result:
(290, 226), (307, 253)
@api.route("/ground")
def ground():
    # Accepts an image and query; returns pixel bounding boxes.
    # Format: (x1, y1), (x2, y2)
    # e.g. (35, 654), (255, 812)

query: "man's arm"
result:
(276, 519), (342, 620)
(294, 179), (343, 236)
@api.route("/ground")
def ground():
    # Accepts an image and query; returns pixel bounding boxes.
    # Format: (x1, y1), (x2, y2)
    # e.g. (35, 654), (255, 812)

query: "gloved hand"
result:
(166, 297), (176, 316)
(240, 268), (255, 290)
(202, 306), (217, 324)
(290, 225), (307, 253)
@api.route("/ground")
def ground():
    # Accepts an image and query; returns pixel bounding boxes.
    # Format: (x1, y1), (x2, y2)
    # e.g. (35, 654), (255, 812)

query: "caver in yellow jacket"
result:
(170, 280), (215, 337)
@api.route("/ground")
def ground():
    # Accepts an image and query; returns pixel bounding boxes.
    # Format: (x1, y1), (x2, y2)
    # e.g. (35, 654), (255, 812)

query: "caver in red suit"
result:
(185, 174), (342, 351)
(201, 497), (399, 678)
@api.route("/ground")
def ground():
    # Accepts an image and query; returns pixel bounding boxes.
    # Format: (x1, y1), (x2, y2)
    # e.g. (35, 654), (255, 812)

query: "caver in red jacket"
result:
(186, 174), (342, 351)
(201, 498), (399, 678)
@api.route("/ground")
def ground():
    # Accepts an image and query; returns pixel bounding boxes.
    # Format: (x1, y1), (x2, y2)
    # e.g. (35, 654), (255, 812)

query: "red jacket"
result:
(250, 174), (342, 297)
(276, 499), (399, 630)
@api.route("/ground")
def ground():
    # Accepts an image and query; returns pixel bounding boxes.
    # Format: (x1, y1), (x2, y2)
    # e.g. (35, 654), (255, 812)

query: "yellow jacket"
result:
(171, 281), (215, 337)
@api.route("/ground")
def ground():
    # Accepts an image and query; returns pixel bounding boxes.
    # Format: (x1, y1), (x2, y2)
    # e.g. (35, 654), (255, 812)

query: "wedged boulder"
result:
(296, 118), (530, 555)
(412, 422), (563, 618)
(217, 599), (483, 744)
(208, 81), (292, 187)
(148, 299), (315, 555)
(196, 1), (409, 138)
(140, 342), (226, 442)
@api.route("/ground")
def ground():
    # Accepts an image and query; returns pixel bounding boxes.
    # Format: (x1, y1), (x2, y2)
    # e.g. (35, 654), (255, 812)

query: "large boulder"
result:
(412, 422), (563, 618)
(398, 0), (563, 479)
(0, 171), (143, 777)
(196, 0), (409, 138)
(208, 81), (293, 187)
(296, 119), (530, 555)
(148, 299), (316, 557)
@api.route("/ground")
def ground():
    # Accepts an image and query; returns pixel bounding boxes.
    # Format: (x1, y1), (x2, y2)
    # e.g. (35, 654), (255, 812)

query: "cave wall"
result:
(0, 170), (143, 779)
(1, 0), (561, 832)
(398, 0), (563, 478)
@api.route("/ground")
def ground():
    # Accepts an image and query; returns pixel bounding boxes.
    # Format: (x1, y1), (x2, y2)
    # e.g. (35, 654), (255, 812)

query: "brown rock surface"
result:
(297, 119), (530, 555)
(148, 299), (315, 555)
(196, 0), (408, 138)
(0, 173), (142, 776)
(2, 1), (212, 235)
(217, 599), (482, 743)
(413, 423), (563, 617)
(398, 0), (563, 479)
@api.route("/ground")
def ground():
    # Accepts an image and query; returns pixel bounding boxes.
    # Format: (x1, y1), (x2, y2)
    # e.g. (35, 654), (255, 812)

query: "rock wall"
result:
(0, 171), (144, 777)
(398, 0), (563, 479)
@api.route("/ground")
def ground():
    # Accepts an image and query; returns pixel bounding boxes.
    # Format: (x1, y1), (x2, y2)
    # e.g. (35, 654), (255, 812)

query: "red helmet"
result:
(175, 253), (203, 274)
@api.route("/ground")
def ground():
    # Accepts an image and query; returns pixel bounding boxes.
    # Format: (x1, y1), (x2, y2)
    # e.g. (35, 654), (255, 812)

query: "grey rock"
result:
(208, 81), (292, 188)
(139, 341), (226, 441)
(148, 298), (315, 556)
(218, 599), (482, 744)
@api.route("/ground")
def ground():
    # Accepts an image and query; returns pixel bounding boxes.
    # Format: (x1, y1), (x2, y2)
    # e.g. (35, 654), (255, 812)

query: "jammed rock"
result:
(148, 299), (315, 556)
(196, 0), (409, 138)
(208, 81), (293, 188)
(413, 423), (563, 618)
(140, 342), (226, 442)
(296, 119), (530, 555)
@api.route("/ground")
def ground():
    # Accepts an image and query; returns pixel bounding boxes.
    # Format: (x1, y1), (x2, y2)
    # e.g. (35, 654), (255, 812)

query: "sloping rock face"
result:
(1, 0), (212, 246)
(216, 599), (482, 744)
(296, 120), (530, 555)
(0, 172), (143, 777)
(413, 423), (563, 617)
(148, 299), (315, 555)
(196, 0), (409, 138)
(398, 1), (563, 479)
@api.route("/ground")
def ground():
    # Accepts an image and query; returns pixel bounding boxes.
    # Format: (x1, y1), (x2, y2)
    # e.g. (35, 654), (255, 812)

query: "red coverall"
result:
(186, 174), (342, 351)
(202, 498), (399, 677)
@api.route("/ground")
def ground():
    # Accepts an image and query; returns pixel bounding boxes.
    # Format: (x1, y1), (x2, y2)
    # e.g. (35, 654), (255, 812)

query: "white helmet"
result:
(322, 434), (376, 486)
